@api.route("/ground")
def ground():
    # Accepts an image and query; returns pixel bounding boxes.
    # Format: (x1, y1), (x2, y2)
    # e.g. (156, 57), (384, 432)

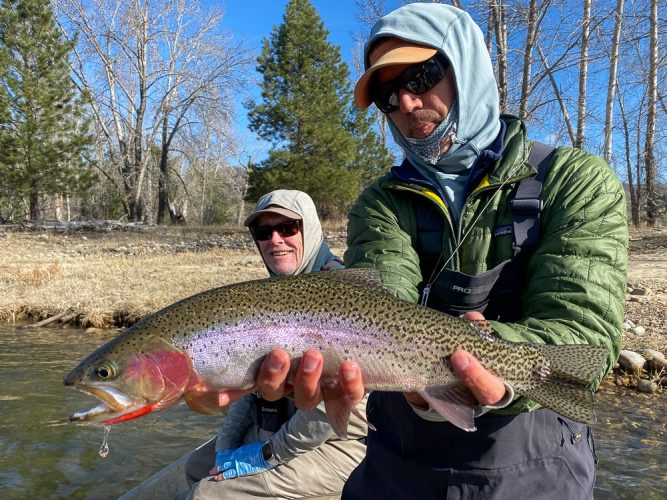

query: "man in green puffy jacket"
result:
(338, 3), (628, 499)
(219, 3), (628, 499)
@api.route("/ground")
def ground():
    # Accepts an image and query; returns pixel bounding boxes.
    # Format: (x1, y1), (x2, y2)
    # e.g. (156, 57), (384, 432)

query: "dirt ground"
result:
(0, 224), (665, 354)
(623, 229), (667, 353)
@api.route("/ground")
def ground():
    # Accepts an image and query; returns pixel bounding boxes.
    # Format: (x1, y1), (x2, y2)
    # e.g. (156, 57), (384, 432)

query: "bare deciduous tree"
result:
(518, 0), (549, 120)
(616, 80), (639, 226)
(353, 0), (392, 150)
(603, 0), (625, 164)
(644, 0), (659, 226)
(575, 0), (591, 149)
(489, 0), (509, 112)
(54, 0), (252, 223)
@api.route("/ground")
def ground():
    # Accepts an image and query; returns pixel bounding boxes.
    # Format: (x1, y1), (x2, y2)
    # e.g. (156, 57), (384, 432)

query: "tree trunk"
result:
(519, 0), (542, 120)
(29, 193), (39, 221)
(616, 80), (639, 226)
(603, 0), (625, 164)
(490, 0), (509, 112)
(157, 112), (170, 225)
(575, 0), (591, 149)
(644, 0), (658, 226)
(635, 102), (644, 228)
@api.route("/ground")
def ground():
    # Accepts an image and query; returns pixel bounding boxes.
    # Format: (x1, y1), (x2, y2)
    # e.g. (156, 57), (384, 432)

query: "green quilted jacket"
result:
(344, 116), (628, 414)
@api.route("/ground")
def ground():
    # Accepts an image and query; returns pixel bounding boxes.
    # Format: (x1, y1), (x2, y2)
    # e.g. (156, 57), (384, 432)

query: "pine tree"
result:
(245, 0), (391, 218)
(0, 0), (94, 220)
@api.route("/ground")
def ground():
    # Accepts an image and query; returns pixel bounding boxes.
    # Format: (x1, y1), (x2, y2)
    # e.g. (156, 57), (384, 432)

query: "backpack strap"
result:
(511, 142), (556, 256)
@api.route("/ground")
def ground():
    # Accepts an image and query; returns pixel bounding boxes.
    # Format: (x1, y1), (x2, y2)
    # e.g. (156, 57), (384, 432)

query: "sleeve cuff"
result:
(409, 382), (516, 421)
(474, 382), (515, 417)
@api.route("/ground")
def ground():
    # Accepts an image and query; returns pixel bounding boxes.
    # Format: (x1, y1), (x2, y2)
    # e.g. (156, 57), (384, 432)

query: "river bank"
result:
(1, 222), (665, 390)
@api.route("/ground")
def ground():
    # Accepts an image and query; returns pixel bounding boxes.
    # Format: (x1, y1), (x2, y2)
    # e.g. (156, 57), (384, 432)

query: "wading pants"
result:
(342, 393), (596, 500)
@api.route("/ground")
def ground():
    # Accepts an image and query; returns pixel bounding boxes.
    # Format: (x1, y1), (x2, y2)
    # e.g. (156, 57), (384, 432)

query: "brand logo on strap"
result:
(493, 225), (513, 237)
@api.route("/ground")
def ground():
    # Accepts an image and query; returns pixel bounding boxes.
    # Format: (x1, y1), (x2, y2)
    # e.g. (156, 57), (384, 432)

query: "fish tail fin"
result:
(518, 344), (609, 424)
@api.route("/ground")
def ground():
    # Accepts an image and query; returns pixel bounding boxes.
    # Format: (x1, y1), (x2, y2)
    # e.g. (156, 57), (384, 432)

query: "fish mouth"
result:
(69, 385), (156, 425)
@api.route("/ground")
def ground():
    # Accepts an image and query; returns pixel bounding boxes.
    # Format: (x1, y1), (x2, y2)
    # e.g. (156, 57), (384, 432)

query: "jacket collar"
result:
(391, 120), (506, 198)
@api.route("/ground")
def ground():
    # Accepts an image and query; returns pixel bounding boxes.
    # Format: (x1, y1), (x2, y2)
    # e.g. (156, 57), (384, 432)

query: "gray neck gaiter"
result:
(404, 99), (459, 165)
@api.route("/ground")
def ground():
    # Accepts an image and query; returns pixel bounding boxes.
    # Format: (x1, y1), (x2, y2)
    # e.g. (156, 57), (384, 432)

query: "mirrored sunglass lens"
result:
(382, 92), (400, 113)
(276, 221), (299, 237)
(375, 85), (402, 113)
(374, 58), (445, 113)
(253, 227), (272, 240)
(404, 61), (443, 95)
(404, 71), (431, 94)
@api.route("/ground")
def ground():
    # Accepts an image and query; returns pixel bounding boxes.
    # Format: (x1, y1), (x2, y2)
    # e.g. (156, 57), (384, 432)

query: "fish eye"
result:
(94, 362), (117, 380)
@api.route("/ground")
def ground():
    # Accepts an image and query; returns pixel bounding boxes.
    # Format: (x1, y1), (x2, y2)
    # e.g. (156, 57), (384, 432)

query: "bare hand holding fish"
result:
(64, 269), (609, 434)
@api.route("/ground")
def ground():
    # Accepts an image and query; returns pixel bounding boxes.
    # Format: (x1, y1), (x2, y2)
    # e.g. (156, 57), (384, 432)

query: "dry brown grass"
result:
(0, 229), (268, 328)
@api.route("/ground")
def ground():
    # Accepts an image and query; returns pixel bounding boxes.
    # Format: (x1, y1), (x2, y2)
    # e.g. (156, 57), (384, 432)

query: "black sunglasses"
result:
(251, 220), (302, 241)
(370, 55), (450, 114)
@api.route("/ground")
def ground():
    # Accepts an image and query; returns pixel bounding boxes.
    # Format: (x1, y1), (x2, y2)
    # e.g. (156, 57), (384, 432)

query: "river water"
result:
(0, 325), (664, 498)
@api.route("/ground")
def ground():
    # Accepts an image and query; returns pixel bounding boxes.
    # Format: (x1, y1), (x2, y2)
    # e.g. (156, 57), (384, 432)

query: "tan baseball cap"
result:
(354, 38), (438, 109)
(243, 190), (307, 227)
(243, 206), (301, 227)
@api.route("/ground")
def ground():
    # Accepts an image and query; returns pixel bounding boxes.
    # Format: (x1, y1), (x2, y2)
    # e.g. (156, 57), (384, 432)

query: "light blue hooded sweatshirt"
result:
(363, 4), (501, 220)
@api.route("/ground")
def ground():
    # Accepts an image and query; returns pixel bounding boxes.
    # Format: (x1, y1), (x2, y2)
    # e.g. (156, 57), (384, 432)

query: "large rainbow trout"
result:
(64, 269), (609, 433)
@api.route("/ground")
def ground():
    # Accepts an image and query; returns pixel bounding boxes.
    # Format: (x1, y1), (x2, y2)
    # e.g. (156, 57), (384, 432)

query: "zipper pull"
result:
(421, 284), (431, 306)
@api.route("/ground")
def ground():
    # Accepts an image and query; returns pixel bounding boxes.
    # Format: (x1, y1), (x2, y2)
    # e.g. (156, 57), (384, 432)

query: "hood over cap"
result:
(245, 189), (324, 276)
(355, 3), (500, 162)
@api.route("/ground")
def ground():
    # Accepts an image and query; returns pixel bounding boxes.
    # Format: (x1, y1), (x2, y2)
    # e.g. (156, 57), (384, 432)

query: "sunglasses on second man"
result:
(251, 219), (302, 242)
(370, 54), (451, 114)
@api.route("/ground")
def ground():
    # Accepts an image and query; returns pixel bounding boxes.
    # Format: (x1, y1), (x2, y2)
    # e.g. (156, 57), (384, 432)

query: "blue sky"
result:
(213, 1), (402, 163)
(221, 0), (374, 70)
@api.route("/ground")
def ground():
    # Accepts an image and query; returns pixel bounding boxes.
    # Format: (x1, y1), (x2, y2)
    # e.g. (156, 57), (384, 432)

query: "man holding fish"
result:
(244, 4), (628, 499)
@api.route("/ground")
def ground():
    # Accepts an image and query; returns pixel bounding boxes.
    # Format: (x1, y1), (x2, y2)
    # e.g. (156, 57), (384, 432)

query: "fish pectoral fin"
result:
(324, 397), (357, 439)
(419, 383), (478, 432)
(350, 404), (376, 432)
(183, 390), (227, 415)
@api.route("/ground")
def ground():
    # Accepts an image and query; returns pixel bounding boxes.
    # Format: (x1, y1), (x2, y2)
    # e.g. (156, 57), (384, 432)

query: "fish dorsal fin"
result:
(313, 268), (391, 294)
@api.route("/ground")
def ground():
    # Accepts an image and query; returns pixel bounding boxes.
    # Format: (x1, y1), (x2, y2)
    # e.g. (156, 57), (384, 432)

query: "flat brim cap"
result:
(354, 38), (438, 109)
(243, 206), (302, 227)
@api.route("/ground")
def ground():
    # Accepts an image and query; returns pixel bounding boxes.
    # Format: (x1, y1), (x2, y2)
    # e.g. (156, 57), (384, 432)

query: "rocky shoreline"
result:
(614, 318), (666, 393)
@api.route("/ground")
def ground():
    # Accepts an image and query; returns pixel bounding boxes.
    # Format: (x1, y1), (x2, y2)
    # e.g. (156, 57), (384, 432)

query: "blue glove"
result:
(214, 449), (234, 473)
(216, 441), (276, 480)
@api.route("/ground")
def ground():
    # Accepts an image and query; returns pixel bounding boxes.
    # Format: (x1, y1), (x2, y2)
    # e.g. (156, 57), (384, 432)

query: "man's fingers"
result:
(253, 349), (363, 411)
(339, 360), (365, 405)
(217, 388), (255, 407)
(257, 349), (291, 401)
(461, 311), (485, 321)
(293, 349), (323, 410)
(208, 467), (224, 482)
(450, 349), (506, 406)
